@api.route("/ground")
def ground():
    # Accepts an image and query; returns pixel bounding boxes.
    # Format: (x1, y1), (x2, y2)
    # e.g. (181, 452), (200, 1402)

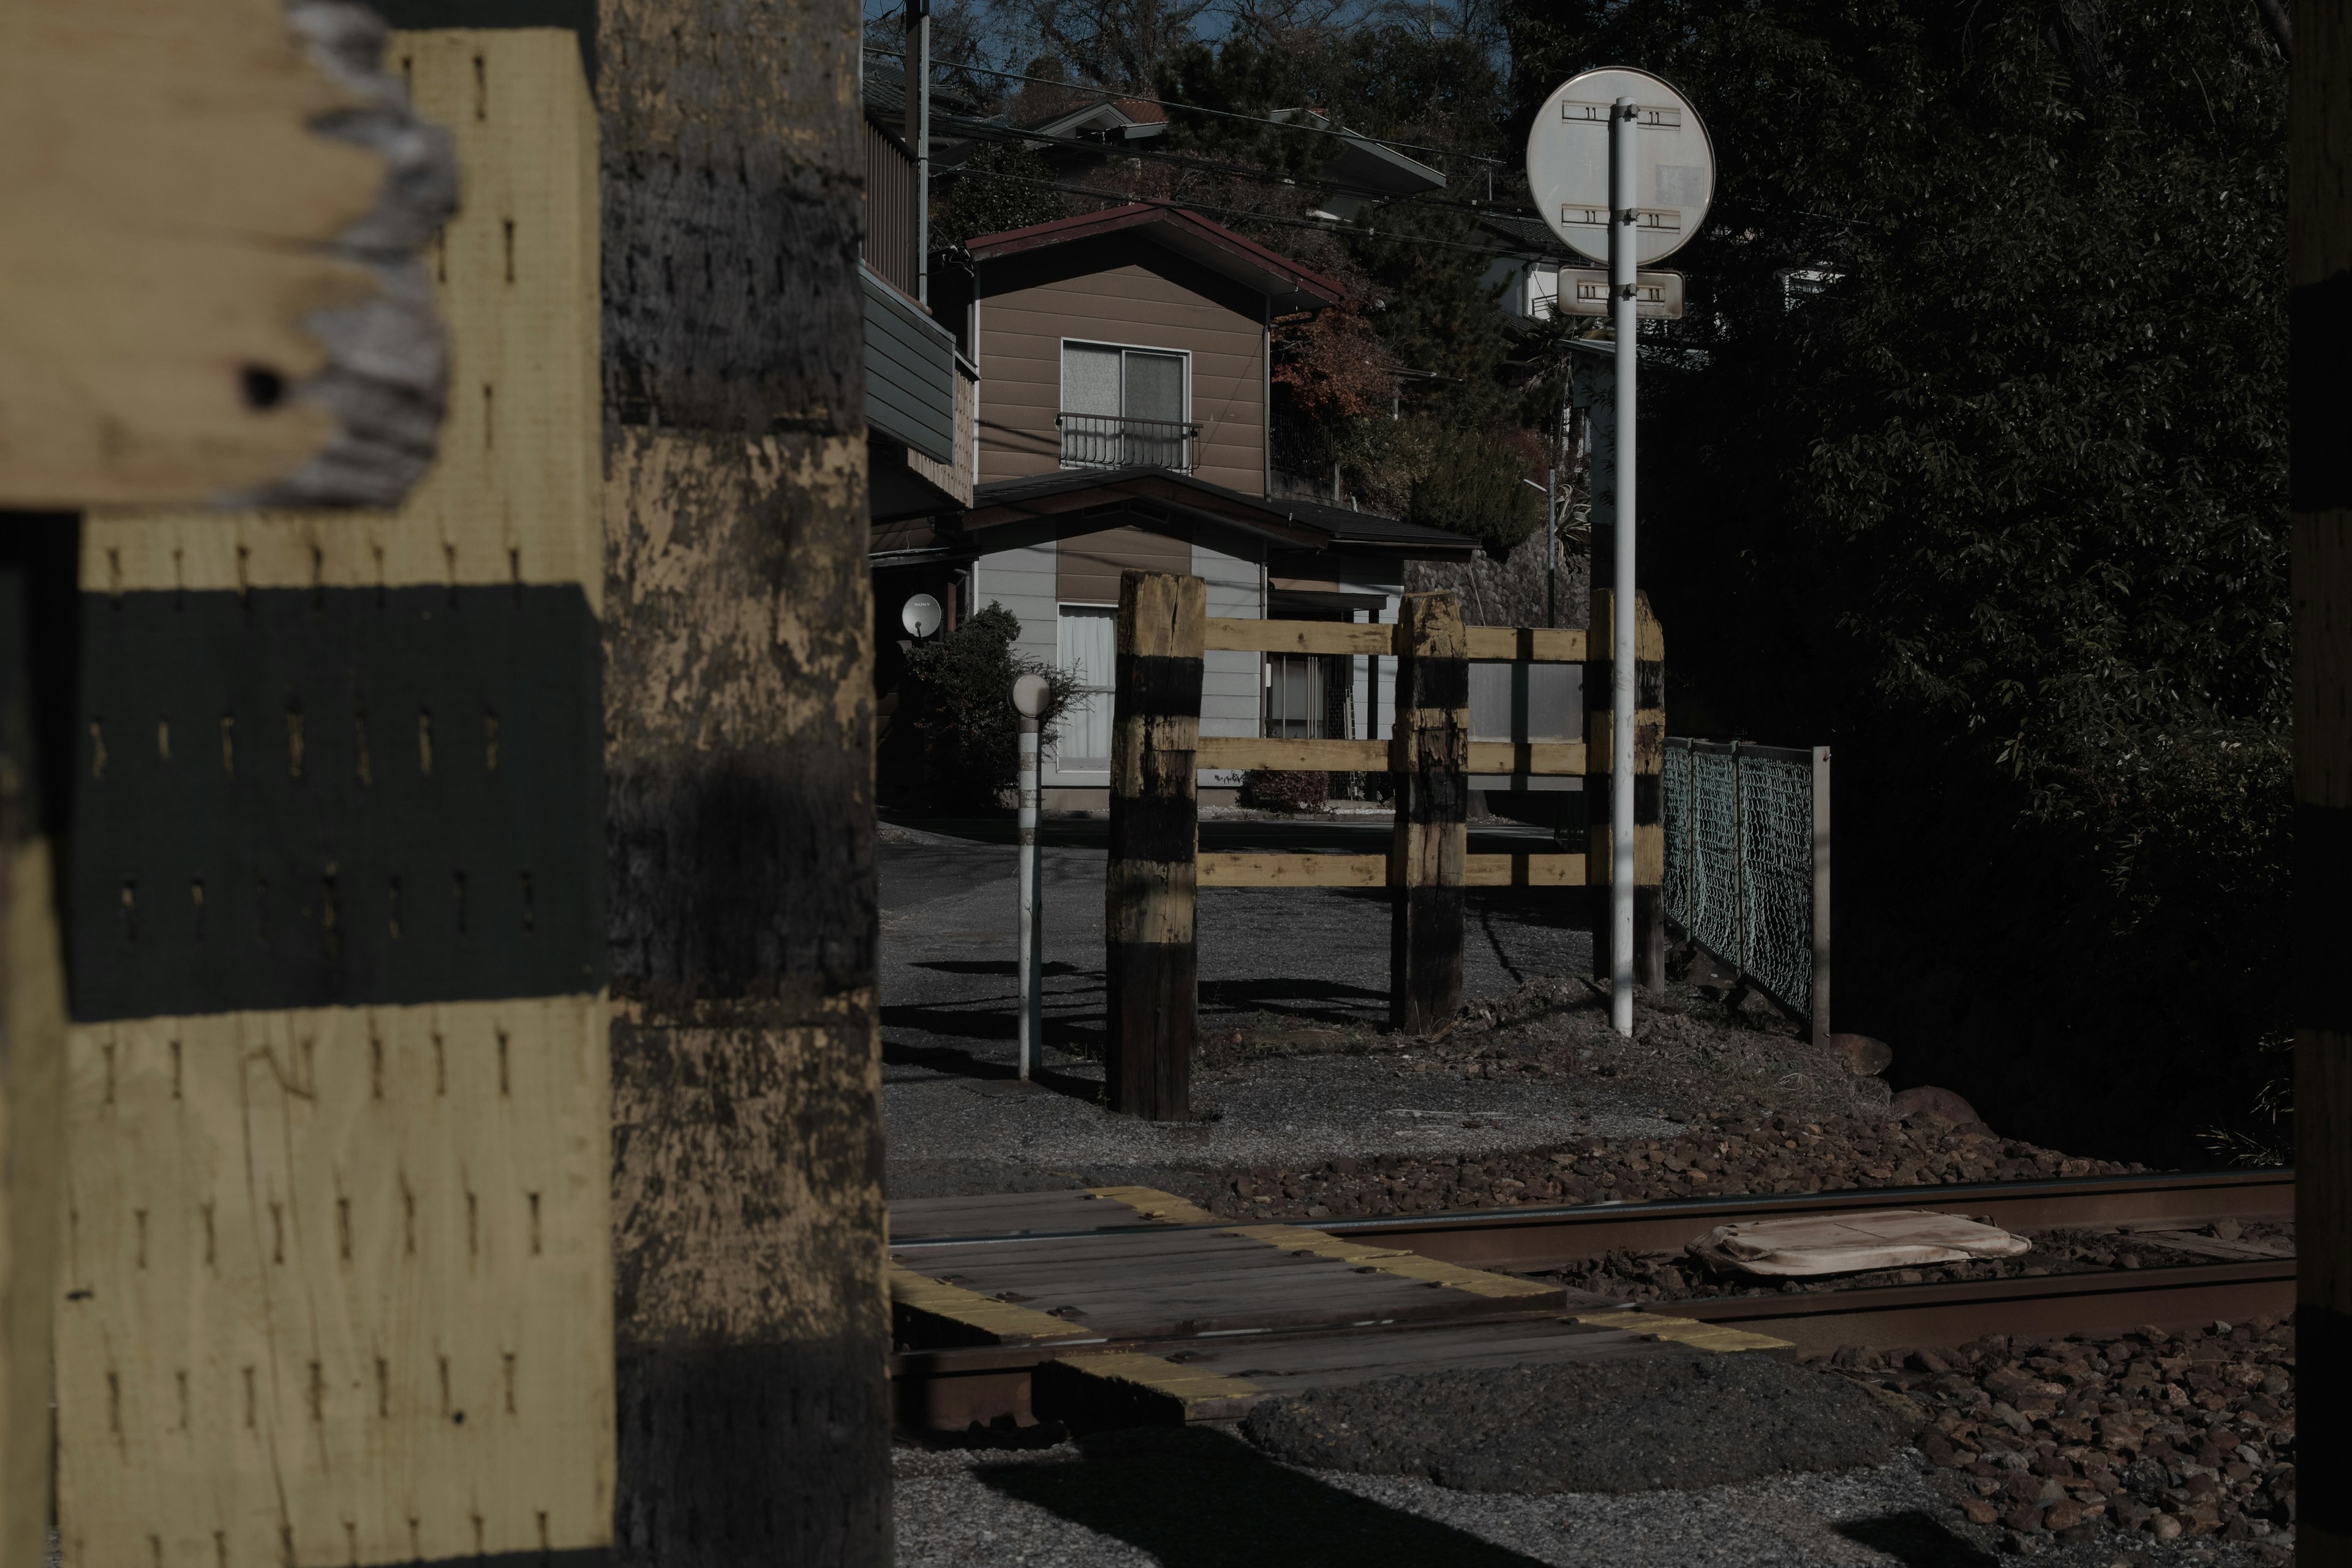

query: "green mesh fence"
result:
(1662, 739), (1819, 1019)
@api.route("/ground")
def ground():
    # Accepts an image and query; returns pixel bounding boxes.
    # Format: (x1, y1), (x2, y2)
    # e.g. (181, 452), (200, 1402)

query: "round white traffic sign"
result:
(1526, 67), (1713, 267)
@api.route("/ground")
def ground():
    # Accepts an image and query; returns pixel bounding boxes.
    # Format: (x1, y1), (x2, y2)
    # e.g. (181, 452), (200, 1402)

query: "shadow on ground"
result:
(1833, 1512), (1999, 1567)
(976, 1427), (1545, 1568)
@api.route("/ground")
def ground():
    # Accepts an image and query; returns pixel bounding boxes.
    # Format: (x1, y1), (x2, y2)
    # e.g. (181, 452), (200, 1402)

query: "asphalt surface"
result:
(876, 816), (1695, 1198)
(1240, 1357), (1908, 1493)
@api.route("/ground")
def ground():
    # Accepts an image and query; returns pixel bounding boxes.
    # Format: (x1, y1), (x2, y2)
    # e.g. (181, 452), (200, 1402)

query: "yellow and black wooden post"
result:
(1106, 570), (1204, 1119)
(2291, 4), (2350, 1562)
(1390, 590), (1469, 1032)
(1586, 588), (1667, 992)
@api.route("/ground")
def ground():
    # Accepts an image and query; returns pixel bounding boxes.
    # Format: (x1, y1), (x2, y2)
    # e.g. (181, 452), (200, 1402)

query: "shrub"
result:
(902, 603), (1078, 810)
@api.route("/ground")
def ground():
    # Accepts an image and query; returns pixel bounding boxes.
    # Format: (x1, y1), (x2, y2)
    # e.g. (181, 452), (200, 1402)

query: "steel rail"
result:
(1309, 1167), (2295, 1273)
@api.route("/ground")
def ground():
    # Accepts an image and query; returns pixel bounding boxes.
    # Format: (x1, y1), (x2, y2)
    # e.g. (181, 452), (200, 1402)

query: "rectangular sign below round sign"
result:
(1555, 269), (1684, 320)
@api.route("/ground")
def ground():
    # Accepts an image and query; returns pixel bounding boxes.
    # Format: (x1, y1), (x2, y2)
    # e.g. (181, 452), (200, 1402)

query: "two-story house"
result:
(873, 201), (1477, 810)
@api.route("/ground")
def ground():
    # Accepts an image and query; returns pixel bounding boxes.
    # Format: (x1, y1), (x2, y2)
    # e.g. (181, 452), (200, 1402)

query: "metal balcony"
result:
(1057, 412), (1201, 473)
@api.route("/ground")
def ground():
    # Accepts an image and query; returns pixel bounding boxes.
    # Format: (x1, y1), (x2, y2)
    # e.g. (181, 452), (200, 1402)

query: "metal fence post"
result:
(1106, 570), (1204, 1119)
(1811, 745), (1831, 1047)
(1730, 741), (1749, 981)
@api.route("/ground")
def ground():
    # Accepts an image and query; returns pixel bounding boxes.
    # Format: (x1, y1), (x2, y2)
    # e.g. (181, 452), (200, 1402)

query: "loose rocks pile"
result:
(1210, 1106), (2145, 1221)
(1554, 1221), (2296, 1303)
(1240, 1354), (1908, 1494)
(1841, 1319), (2296, 1552)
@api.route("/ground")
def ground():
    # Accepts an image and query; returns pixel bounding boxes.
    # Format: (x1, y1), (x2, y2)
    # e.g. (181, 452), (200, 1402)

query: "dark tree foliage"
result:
(1507, 0), (2290, 1162)
(1409, 424), (1545, 555)
(902, 603), (1079, 810)
(937, 141), (1070, 246)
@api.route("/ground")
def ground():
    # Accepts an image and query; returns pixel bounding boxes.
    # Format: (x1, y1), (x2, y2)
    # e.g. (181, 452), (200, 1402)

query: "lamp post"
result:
(1011, 671), (1050, 1079)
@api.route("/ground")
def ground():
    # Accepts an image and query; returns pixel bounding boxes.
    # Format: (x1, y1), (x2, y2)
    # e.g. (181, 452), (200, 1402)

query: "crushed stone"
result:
(1238, 1355), (1909, 1494)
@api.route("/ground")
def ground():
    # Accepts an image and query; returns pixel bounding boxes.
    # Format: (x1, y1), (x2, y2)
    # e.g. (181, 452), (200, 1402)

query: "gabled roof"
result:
(957, 466), (1476, 560)
(1025, 97), (1169, 141)
(962, 203), (1345, 315)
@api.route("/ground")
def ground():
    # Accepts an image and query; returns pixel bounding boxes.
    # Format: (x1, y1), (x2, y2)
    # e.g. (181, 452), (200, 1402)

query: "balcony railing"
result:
(1057, 412), (1202, 473)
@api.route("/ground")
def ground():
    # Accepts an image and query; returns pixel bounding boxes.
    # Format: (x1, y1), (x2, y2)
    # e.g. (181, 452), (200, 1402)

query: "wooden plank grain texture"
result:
(0, 0), (456, 508)
(56, 998), (614, 1567)
(1205, 617), (1395, 655)
(1196, 736), (1392, 772)
(1197, 852), (1387, 888)
(1463, 626), (1588, 663)
(86, 28), (604, 610)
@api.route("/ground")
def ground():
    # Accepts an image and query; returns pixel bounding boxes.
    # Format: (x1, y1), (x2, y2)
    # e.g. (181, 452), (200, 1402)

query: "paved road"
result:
(878, 816), (1596, 1082)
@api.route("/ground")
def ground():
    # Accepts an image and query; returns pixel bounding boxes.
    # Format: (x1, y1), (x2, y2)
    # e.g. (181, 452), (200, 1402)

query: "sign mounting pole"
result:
(1526, 64), (1711, 1041)
(1609, 97), (1638, 1038)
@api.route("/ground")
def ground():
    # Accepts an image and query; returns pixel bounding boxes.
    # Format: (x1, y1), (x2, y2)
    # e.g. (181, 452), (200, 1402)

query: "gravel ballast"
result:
(1838, 1317), (2297, 1553)
(1238, 1356), (1909, 1494)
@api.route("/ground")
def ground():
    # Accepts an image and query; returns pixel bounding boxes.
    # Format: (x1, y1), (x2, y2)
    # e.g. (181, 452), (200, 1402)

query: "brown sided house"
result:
(874, 202), (1477, 810)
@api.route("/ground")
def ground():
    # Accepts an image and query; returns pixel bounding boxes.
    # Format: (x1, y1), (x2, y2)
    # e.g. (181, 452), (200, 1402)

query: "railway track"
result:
(887, 1169), (2294, 1433)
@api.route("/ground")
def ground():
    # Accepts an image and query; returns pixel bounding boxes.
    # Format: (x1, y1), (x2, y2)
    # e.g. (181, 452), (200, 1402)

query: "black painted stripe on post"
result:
(2300, 801), (2352, 1036)
(2290, 272), (2352, 513)
(70, 585), (606, 1020)
(1105, 571), (1204, 1121)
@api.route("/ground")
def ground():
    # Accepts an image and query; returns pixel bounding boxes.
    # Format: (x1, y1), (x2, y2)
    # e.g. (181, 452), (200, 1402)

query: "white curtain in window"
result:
(1055, 606), (1117, 769)
(1063, 345), (1121, 417)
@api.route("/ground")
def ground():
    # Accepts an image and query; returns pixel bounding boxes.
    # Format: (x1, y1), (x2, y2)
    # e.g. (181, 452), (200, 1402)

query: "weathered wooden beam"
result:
(1197, 736), (1392, 772)
(0, 544), (67, 1568)
(0, 0), (458, 508)
(1462, 625), (1588, 663)
(1586, 588), (1667, 990)
(2291, 2), (2352, 1560)
(596, 0), (890, 1552)
(1197, 853), (1386, 888)
(55, 36), (612, 1566)
(1204, 616), (1393, 655)
(1107, 571), (1204, 1120)
(1390, 591), (1468, 1033)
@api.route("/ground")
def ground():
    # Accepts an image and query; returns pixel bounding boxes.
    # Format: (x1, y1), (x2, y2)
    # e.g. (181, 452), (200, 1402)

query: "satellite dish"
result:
(901, 592), (943, 638)
(1011, 673), (1051, 718)
(1526, 67), (1713, 268)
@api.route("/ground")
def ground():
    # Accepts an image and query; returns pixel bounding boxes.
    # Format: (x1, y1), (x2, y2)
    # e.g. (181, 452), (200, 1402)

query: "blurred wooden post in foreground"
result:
(1390, 591), (1468, 1033)
(1106, 570), (1203, 1120)
(1, 2), (451, 1561)
(1585, 588), (1666, 993)
(2293, 2), (2351, 1564)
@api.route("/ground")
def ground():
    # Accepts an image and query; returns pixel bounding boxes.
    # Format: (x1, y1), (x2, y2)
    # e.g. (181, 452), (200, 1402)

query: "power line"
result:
(862, 42), (1508, 168)
(946, 164), (1569, 265)
(928, 104), (1551, 235)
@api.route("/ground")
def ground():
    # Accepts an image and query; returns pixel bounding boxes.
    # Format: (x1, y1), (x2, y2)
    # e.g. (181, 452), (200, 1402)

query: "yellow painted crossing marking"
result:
(1086, 1184), (1224, 1226)
(1224, 1223), (1561, 1298)
(1052, 1351), (1264, 1419)
(888, 1264), (1100, 1344)
(1566, 1308), (1792, 1353)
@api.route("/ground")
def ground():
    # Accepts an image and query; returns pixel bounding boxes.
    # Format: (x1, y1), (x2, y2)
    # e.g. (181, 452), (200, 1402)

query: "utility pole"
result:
(905, 0), (931, 304)
(2291, 3), (2350, 1564)
(1607, 96), (1638, 1039)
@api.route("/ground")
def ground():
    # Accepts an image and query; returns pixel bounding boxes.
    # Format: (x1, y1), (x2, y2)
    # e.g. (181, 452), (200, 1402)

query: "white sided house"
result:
(873, 203), (1477, 810)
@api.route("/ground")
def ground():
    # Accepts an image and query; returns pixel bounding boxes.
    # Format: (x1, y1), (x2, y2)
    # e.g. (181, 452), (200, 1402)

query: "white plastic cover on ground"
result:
(1687, 1209), (2032, 1278)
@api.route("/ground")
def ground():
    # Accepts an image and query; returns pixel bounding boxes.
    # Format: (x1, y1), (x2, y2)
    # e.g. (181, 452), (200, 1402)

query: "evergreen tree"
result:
(1507, 0), (2290, 1161)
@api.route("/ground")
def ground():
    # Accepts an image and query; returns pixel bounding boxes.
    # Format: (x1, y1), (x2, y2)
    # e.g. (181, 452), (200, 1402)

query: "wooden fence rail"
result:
(1104, 573), (1668, 1120)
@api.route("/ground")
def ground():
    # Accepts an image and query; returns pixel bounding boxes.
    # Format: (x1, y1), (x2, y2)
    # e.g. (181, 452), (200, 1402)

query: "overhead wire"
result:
(861, 42), (1509, 168)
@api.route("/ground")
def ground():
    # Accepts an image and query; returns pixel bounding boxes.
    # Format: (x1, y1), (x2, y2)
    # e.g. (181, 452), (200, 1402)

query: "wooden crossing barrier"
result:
(1106, 571), (1205, 1120)
(1389, 591), (1469, 1031)
(1102, 580), (1666, 1055)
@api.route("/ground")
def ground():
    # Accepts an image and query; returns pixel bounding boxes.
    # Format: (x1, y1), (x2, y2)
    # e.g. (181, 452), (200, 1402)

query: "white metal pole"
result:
(1017, 715), (1041, 1079)
(1609, 97), (1638, 1038)
(1545, 464), (1556, 628)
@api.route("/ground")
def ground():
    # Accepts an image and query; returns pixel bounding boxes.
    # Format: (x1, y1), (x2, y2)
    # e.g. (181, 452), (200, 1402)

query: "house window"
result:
(1060, 342), (1196, 472)
(1265, 653), (1350, 739)
(1055, 605), (1117, 770)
